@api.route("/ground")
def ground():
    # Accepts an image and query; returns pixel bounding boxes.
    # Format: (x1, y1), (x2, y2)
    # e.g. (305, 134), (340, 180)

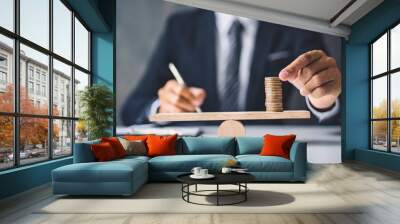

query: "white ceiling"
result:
(226, 0), (352, 22)
(166, 0), (384, 38)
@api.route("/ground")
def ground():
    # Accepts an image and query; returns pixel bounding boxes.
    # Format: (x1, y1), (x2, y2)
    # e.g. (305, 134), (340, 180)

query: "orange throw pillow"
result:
(123, 135), (150, 141)
(91, 142), (118, 161)
(260, 134), (296, 159)
(101, 137), (127, 158)
(146, 135), (177, 157)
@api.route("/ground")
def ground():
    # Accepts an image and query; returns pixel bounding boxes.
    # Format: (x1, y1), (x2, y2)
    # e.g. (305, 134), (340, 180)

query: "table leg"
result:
(195, 184), (198, 192)
(245, 183), (247, 201)
(181, 184), (183, 199)
(217, 184), (219, 206)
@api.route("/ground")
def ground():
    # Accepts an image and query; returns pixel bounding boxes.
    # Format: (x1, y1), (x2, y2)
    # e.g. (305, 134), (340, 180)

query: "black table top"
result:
(177, 172), (255, 185)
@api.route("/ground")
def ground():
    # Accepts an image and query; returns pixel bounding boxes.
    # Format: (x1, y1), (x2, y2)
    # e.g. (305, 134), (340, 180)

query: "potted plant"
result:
(79, 84), (113, 140)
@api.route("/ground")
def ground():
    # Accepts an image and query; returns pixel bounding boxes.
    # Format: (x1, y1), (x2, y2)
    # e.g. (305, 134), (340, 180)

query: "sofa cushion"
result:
(236, 155), (293, 172)
(236, 137), (263, 155)
(149, 154), (235, 172)
(180, 137), (235, 155)
(116, 155), (150, 163)
(53, 158), (147, 183)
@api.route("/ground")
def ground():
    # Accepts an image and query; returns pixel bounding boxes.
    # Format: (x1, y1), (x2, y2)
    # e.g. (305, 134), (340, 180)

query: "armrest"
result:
(73, 140), (100, 163)
(289, 142), (307, 181)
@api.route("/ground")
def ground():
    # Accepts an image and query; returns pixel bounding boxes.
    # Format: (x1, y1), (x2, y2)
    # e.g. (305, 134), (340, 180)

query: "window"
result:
(42, 85), (46, 97)
(0, 55), (7, 67)
(53, 119), (72, 158)
(0, 0), (91, 170)
(74, 69), (89, 118)
(0, 54), (8, 89)
(0, 35), (13, 113)
(35, 84), (40, 95)
(20, 0), (49, 49)
(0, 116), (13, 170)
(370, 23), (400, 154)
(53, 0), (72, 60)
(74, 18), (89, 70)
(0, 71), (6, 85)
(35, 70), (40, 81)
(28, 67), (34, 80)
(28, 81), (33, 94)
(0, 0), (14, 32)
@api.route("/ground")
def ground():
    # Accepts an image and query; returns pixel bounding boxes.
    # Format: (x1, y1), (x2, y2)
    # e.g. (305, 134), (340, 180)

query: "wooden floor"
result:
(1, 162), (400, 224)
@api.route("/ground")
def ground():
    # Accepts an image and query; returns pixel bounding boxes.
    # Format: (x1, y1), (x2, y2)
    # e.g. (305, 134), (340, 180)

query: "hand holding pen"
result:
(156, 63), (206, 113)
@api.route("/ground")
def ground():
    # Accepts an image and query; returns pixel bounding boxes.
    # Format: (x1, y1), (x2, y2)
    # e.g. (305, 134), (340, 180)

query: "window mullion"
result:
(13, 0), (20, 167)
(388, 30), (391, 152)
(370, 45), (373, 149)
(48, 0), (54, 160)
(71, 10), (76, 155)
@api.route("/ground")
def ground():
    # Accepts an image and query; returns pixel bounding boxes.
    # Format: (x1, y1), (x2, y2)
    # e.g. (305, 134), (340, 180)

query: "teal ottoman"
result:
(52, 156), (148, 196)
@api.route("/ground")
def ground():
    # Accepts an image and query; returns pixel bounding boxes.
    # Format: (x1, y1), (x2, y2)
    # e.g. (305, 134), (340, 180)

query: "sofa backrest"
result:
(235, 137), (263, 155)
(73, 139), (100, 163)
(178, 137), (235, 155)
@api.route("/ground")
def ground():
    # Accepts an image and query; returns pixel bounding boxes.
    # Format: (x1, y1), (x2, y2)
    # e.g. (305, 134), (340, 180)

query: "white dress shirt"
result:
(150, 12), (339, 123)
(215, 13), (258, 111)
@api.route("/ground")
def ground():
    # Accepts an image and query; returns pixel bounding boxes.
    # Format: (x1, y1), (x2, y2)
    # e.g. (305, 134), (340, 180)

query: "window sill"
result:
(0, 156), (72, 176)
(355, 148), (400, 172)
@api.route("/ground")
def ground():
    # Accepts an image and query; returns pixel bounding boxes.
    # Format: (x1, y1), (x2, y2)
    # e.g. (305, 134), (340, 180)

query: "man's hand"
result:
(279, 50), (341, 110)
(157, 80), (206, 113)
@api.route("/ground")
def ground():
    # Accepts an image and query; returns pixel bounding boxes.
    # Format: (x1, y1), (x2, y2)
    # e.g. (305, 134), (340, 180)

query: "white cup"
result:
(221, 167), (232, 174)
(200, 169), (208, 176)
(191, 167), (202, 176)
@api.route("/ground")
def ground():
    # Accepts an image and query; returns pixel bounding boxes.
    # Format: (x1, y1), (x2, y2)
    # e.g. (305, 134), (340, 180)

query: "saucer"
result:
(190, 174), (215, 179)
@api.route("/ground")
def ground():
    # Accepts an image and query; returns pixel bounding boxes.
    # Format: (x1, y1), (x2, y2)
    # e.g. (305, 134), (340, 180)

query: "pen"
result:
(168, 63), (202, 113)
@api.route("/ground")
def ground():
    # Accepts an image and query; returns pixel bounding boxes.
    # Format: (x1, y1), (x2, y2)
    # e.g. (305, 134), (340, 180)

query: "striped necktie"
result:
(220, 20), (244, 111)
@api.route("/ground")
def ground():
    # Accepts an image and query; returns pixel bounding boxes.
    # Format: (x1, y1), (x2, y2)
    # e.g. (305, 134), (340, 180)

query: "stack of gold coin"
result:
(265, 77), (283, 112)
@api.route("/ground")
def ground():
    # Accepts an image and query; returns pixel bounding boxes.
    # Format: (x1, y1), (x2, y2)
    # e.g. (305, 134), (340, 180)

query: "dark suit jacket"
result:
(121, 9), (340, 125)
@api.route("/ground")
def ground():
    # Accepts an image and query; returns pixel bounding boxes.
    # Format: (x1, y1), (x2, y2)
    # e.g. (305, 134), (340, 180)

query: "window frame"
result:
(370, 20), (400, 154)
(0, 0), (92, 171)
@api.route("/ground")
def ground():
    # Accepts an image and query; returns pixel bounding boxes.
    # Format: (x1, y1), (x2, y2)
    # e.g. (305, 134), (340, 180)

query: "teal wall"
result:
(344, 0), (400, 171)
(91, 0), (116, 135)
(0, 0), (116, 200)
(0, 158), (72, 199)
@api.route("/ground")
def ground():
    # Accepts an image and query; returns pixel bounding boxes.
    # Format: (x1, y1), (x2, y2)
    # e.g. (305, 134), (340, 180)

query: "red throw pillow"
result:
(146, 135), (177, 157)
(101, 137), (127, 158)
(91, 142), (118, 161)
(260, 134), (296, 159)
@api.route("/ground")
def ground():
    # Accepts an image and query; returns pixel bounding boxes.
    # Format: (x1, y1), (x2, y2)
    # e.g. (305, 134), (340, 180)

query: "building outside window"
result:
(28, 81), (34, 94)
(28, 66), (34, 79)
(41, 85), (46, 97)
(0, 54), (7, 67)
(0, 54), (7, 90)
(41, 73), (46, 83)
(370, 22), (400, 153)
(0, 71), (6, 84)
(35, 83), (40, 95)
(0, 0), (91, 170)
(35, 70), (40, 81)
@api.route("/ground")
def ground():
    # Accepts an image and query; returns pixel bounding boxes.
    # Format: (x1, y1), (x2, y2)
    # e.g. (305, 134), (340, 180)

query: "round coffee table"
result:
(177, 173), (255, 206)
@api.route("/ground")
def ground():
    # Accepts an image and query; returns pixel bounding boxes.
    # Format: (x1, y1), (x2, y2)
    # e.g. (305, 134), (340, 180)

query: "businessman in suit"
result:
(121, 9), (341, 125)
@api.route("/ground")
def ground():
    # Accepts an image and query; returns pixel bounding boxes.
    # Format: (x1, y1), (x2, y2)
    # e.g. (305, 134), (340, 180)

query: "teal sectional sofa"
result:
(52, 137), (307, 196)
